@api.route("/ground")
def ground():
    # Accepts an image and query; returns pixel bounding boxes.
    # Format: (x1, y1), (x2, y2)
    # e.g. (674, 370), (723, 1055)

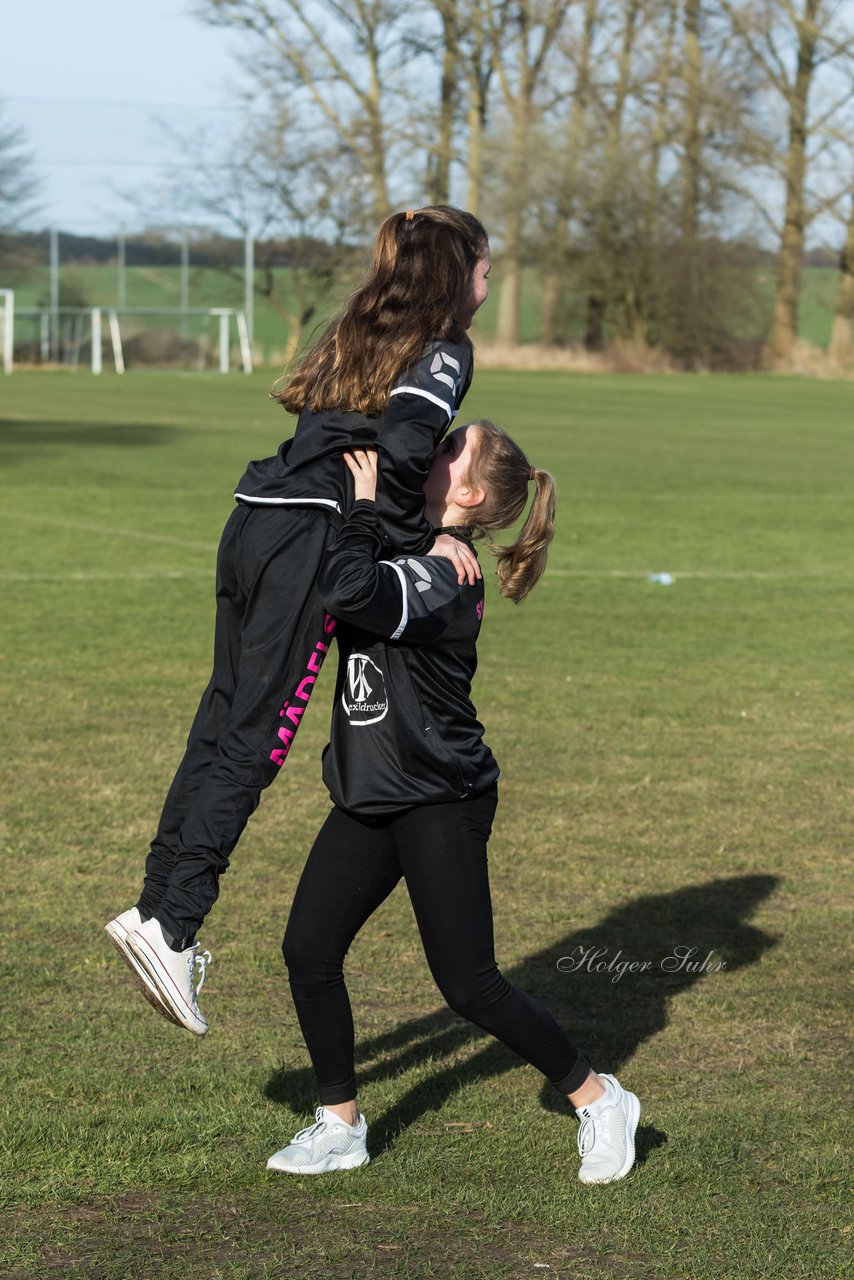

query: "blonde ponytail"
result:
(463, 421), (557, 604)
(491, 467), (556, 603)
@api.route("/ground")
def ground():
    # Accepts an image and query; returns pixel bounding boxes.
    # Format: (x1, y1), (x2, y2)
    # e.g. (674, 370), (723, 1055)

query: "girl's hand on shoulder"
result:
(344, 449), (379, 503)
(428, 533), (482, 587)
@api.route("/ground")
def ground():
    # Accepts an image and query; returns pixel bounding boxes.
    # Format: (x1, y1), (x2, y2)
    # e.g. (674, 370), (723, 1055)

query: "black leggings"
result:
(282, 787), (591, 1104)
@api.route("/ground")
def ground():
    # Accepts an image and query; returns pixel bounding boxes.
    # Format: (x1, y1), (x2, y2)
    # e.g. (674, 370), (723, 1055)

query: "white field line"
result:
(0, 569), (214, 583)
(0, 508), (219, 553)
(545, 568), (852, 581)
(0, 512), (846, 584)
(2, 567), (849, 587)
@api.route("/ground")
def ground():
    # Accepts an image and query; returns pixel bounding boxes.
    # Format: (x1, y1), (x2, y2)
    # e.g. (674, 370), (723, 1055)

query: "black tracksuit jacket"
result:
(234, 339), (473, 555)
(317, 500), (500, 818)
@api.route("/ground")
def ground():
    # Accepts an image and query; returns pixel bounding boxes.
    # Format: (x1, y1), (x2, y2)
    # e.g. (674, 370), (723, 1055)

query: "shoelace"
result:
(292, 1107), (327, 1144)
(577, 1113), (596, 1158)
(188, 946), (212, 998)
(578, 1104), (618, 1158)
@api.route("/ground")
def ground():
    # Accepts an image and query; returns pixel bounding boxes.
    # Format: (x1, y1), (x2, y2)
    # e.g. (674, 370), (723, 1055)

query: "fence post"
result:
(108, 311), (125, 374)
(236, 311), (252, 374)
(91, 309), (102, 374)
(1, 290), (13, 374)
(218, 310), (230, 374)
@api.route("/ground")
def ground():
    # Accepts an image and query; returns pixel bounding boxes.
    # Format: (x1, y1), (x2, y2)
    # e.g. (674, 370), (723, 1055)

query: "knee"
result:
(217, 740), (282, 792)
(281, 926), (316, 979)
(281, 925), (338, 986)
(437, 966), (507, 1023)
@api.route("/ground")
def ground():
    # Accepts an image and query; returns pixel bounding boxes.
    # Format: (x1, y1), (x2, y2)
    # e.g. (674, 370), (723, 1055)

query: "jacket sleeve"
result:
(373, 340), (474, 558)
(318, 501), (469, 644)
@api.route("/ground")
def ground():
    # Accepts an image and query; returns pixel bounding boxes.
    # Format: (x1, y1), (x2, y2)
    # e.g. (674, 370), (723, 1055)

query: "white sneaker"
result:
(576, 1073), (640, 1184)
(127, 917), (211, 1036)
(267, 1107), (370, 1175)
(105, 907), (182, 1026)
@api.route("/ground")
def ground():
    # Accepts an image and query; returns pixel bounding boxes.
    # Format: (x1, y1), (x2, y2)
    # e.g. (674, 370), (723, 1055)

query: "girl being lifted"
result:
(106, 207), (490, 1036)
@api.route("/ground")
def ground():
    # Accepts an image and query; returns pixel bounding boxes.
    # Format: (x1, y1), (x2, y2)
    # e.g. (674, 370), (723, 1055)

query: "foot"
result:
(267, 1107), (370, 1175)
(127, 917), (211, 1036)
(105, 907), (182, 1026)
(576, 1073), (640, 1184)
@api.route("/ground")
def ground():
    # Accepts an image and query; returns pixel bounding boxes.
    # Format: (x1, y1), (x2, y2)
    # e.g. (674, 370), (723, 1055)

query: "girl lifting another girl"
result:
(105, 206), (491, 1037)
(267, 424), (641, 1185)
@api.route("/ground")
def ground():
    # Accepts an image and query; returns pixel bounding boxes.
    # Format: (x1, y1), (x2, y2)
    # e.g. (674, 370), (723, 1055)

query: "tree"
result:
(487, 0), (569, 346)
(203, 0), (416, 224)
(769, 0), (822, 362)
(581, 0), (646, 350)
(0, 107), (42, 280)
(828, 186), (854, 362)
(409, 0), (498, 210)
(721, 0), (854, 363)
(0, 108), (41, 230)
(536, 0), (601, 346)
(155, 110), (365, 360)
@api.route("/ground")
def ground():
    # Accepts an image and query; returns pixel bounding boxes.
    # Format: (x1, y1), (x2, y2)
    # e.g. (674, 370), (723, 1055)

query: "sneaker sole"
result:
(104, 919), (183, 1028)
(579, 1090), (640, 1185)
(126, 929), (208, 1036)
(266, 1150), (370, 1175)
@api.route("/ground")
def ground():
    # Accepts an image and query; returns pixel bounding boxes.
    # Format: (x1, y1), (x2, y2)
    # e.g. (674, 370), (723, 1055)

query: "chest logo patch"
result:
(343, 653), (388, 725)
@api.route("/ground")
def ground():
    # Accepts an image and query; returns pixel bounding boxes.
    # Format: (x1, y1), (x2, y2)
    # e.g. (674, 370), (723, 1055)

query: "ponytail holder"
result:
(405, 209), (415, 221)
(528, 467), (536, 481)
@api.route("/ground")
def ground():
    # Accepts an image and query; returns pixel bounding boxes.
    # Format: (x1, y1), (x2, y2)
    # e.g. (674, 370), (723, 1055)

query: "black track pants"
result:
(282, 788), (591, 1104)
(137, 504), (338, 950)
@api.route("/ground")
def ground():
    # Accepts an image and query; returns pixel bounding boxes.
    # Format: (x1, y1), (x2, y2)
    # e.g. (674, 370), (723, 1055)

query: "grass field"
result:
(10, 263), (842, 357)
(1, 370), (851, 1279)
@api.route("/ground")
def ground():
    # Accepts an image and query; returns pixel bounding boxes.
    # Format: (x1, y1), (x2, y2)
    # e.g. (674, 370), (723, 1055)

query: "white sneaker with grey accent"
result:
(576, 1073), (640, 1184)
(105, 907), (182, 1027)
(267, 1107), (370, 1175)
(127, 917), (211, 1036)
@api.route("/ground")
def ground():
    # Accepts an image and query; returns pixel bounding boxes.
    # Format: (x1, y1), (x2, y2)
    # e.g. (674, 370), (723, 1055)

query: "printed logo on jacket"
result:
(430, 350), (461, 398)
(343, 653), (388, 724)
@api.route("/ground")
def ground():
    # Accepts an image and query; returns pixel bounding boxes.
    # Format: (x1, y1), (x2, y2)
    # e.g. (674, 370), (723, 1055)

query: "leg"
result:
(137, 506), (248, 921)
(390, 789), (591, 1095)
(282, 806), (402, 1106)
(392, 790), (639, 1183)
(154, 506), (337, 949)
(267, 807), (401, 1175)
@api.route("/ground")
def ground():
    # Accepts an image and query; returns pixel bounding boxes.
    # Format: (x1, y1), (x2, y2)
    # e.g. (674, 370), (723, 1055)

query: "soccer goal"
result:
(3, 303), (253, 374)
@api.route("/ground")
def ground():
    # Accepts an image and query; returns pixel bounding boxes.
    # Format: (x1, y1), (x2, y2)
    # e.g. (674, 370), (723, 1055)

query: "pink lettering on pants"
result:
(269, 616), (336, 768)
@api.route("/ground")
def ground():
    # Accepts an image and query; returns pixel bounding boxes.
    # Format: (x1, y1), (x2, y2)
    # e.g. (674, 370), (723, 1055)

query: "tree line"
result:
(3, 2), (853, 369)
(192, 0), (854, 368)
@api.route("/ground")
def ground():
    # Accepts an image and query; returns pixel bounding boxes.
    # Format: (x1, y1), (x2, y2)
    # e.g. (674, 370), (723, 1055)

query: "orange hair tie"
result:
(405, 209), (415, 221)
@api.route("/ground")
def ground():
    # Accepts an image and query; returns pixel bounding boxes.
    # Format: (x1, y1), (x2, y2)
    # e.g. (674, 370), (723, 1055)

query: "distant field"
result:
(1, 371), (851, 1279)
(9, 262), (840, 360)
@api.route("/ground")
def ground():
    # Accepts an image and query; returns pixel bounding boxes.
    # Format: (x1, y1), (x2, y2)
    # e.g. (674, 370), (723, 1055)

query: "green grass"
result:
(1, 370), (851, 1279)
(11, 263), (841, 356)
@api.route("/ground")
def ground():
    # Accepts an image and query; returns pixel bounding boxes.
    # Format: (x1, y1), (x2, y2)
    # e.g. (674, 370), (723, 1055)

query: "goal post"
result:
(1, 290), (13, 375)
(5, 304), (253, 373)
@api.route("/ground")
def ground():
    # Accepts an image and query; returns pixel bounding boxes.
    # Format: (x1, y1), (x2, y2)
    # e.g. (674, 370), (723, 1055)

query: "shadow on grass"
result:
(0, 420), (177, 449)
(265, 873), (779, 1161)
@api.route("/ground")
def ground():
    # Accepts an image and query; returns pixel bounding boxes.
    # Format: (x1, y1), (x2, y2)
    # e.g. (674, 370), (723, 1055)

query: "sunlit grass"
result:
(1, 370), (850, 1279)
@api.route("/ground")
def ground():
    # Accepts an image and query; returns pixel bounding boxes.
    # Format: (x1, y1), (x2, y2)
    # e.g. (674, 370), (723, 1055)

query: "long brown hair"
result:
(275, 206), (488, 416)
(463, 420), (557, 604)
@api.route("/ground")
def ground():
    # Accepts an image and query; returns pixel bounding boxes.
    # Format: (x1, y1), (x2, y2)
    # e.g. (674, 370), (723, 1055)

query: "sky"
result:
(3, 1), (850, 249)
(4, 0), (243, 235)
